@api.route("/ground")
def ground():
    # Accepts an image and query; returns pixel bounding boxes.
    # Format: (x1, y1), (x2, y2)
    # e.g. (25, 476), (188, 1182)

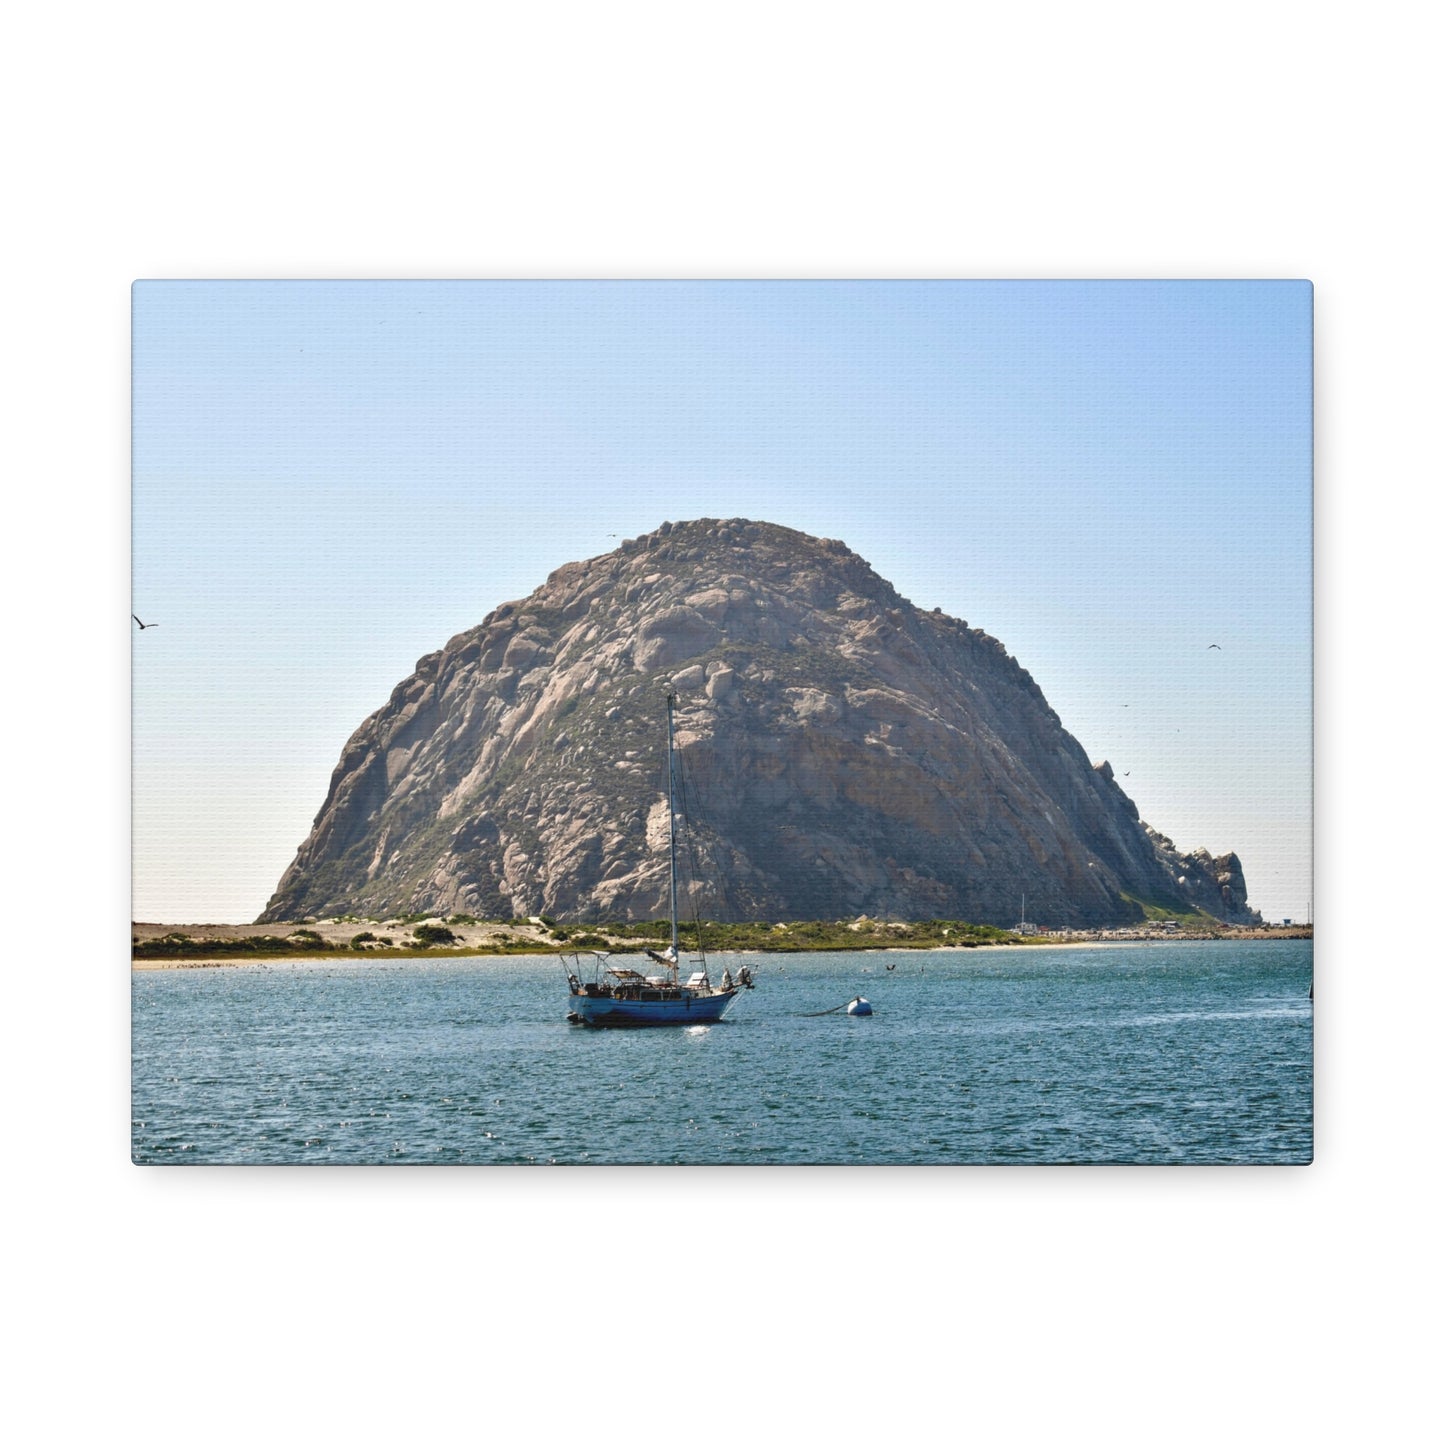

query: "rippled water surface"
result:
(132, 940), (1312, 1164)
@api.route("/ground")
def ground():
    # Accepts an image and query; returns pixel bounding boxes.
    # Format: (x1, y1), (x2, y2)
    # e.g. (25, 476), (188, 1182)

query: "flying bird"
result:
(132, 614), (159, 630)
(1208, 643), (1221, 650)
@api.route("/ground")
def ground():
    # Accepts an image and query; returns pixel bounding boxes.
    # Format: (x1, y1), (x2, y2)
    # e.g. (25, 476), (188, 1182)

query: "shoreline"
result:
(131, 925), (1312, 970)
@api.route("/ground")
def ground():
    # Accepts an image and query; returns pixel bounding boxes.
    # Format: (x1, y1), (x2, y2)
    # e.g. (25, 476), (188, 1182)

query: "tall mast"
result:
(666, 691), (680, 965)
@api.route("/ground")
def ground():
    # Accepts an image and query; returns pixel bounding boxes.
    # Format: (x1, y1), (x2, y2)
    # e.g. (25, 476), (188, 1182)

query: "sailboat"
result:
(564, 690), (753, 1026)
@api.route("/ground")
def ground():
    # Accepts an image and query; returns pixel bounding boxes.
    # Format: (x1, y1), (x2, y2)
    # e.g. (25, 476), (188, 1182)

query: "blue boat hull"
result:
(568, 988), (739, 1027)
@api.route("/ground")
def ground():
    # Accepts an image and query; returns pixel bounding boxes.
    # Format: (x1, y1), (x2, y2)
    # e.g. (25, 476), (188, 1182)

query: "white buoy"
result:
(847, 996), (873, 1016)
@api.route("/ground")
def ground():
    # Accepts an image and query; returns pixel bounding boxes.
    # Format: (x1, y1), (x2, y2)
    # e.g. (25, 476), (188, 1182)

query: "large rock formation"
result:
(260, 519), (1259, 927)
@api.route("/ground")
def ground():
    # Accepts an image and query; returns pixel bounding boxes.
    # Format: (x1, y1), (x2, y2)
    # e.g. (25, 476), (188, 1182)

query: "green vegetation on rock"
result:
(1118, 893), (1223, 929)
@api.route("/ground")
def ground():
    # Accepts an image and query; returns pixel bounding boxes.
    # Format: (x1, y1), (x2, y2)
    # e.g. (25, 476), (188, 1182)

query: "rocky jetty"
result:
(260, 519), (1259, 928)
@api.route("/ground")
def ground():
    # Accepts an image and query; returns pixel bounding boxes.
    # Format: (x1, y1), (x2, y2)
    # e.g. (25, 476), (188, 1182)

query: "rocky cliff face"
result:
(260, 519), (1259, 927)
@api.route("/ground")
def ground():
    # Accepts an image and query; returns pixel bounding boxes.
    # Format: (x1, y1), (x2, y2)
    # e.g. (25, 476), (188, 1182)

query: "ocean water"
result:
(131, 940), (1312, 1165)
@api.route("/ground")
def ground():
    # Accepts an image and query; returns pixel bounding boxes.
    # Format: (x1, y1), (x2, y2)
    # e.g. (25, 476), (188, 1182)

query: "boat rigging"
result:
(563, 690), (753, 1026)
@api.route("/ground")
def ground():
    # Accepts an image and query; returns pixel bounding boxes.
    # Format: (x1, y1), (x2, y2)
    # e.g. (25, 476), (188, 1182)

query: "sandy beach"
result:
(131, 916), (1311, 968)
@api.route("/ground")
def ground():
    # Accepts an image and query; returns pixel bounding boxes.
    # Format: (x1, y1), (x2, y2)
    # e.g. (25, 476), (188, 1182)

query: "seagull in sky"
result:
(1208, 643), (1221, 650)
(132, 614), (159, 630)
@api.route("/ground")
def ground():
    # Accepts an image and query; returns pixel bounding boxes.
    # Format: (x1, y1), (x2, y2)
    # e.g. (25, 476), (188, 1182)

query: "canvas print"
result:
(131, 280), (1313, 1164)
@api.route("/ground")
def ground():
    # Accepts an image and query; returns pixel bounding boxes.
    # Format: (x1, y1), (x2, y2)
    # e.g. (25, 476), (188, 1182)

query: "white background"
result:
(4, 3), (1438, 1442)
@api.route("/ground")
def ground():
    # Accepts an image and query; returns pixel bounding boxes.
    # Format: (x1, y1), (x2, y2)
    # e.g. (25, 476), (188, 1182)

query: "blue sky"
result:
(132, 280), (1311, 923)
